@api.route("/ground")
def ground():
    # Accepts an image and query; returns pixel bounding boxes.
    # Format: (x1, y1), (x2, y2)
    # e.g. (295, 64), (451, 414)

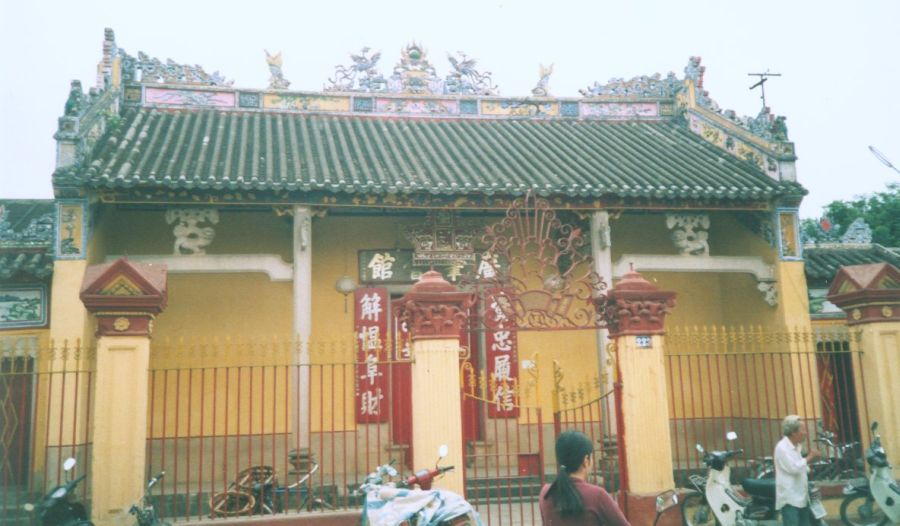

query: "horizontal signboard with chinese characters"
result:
(358, 249), (503, 285)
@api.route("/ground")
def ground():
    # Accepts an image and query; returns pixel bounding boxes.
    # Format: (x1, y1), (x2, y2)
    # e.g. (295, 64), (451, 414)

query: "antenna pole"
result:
(748, 72), (781, 108)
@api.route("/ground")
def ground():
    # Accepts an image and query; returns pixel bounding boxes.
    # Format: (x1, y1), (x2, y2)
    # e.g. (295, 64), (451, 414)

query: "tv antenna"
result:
(748, 72), (781, 108)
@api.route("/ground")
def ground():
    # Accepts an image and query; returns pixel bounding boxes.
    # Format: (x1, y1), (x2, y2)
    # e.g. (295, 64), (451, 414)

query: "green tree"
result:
(802, 183), (899, 246)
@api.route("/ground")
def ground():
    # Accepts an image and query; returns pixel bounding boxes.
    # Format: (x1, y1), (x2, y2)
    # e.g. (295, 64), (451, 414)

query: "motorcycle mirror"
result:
(63, 458), (77, 471)
(438, 444), (449, 459)
(23, 503), (34, 512)
(726, 431), (738, 441)
(655, 489), (678, 513)
(871, 421), (878, 433)
(695, 443), (704, 454)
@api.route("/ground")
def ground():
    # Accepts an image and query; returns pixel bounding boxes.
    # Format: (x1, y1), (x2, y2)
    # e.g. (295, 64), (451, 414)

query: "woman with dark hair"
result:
(540, 430), (630, 525)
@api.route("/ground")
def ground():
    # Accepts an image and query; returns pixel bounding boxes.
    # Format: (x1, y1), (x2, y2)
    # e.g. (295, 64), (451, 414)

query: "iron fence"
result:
(665, 325), (868, 486)
(0, 339), (94, 526)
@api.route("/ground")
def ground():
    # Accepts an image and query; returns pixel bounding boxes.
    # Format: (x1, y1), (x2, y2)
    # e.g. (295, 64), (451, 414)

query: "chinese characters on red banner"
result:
(355, 288), (389, 423)
(485, 288), (519, 418)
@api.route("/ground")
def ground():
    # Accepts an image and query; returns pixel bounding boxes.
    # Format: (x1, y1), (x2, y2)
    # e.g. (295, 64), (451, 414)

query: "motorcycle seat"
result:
(741, 477), (776, 500)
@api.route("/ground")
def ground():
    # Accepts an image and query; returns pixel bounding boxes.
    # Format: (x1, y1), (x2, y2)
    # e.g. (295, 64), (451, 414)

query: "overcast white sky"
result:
(1, 0), (897, 218)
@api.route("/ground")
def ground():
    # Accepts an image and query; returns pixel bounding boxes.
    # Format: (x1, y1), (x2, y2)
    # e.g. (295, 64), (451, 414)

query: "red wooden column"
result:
(80, 258), (167, 526)
(604, 269), (677, 525)
(393, 270), (474, 494)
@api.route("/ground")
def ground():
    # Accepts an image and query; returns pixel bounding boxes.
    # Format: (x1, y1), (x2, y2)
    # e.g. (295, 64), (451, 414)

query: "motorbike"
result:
(24, 457), (93, 526)
(682, 431), (827, 526)
(359, 445), (482, 526)
(840, 421), (900, 526)
(129, 471), (169, 526)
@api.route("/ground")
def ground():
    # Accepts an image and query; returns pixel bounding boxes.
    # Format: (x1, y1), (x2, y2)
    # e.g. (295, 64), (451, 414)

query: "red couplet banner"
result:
(484, 288), (519, 418)
(355, 287), (390, 423)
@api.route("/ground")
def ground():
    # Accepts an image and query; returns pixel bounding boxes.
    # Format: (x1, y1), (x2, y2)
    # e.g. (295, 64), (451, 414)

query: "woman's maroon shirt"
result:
(539, 478), (631, 526)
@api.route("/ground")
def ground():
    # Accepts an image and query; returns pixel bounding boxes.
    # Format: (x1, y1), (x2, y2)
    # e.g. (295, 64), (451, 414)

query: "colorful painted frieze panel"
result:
(581, 102), (658, 118)
(0, 285), (48, 329)
(687, 113), (776, 175)
(55, 200), (87, 259)
(263, 93), (351, 112)
(777, 209), (802, 260)
(481, 100), (559, 117)
(145, 87), (235, 107)
(374, 98), (460, 115)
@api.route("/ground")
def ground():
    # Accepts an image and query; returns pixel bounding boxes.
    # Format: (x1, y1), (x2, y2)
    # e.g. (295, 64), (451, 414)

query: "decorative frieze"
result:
(776, 209), (801, 260)
(120, 50), (231, 86)
(165, 208), (219, 255)
(580, 72), (681, 98)
(756, 281), (778, 307)
(0, 284), (48, 329)
(55, 200), (87, 259)
(666, 214), (710, 256)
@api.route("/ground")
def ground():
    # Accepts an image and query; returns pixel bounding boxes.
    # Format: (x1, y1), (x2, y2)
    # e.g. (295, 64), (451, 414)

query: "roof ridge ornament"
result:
(391, 42), (440, 94)
(325, 47), (386, 92)
(119, 50), (232, 86)
(683, 56), (789, 142)
(531, 63), (553, 97)
(579, 71), (682, 98)
(446, 51), (498, 95)
(265, 50), (291, 90)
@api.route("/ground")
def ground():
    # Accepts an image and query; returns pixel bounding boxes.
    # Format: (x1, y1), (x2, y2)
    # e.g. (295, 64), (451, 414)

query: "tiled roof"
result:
(0, 200), (55, 281)
(58, 108), (803, 201)
(804, 244), (900, 285)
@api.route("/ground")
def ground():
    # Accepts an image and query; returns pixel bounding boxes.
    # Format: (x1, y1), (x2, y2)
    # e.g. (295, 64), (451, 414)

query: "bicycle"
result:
(208, 462), (332, 517)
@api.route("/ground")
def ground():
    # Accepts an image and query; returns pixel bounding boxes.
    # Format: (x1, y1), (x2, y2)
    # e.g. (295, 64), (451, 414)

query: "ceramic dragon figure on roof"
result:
(446, 52), (498, 95)
(325, 47), (386, 92)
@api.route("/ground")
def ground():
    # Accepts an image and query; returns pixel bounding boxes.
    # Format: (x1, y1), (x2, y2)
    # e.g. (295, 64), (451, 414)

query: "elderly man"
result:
(774, 415), (821, 526)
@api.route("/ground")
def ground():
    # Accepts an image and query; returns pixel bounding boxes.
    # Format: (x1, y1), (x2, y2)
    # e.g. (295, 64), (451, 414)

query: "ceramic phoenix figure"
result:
(531, 63), (553, 96)
(265, 50), (291, 90)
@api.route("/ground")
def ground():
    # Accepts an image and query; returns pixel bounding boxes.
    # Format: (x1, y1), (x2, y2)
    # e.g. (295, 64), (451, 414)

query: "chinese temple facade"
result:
(9, 28), (889, 525)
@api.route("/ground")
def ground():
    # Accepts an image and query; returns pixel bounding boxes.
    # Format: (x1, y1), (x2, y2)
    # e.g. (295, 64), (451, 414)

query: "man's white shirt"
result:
(774, 435), (810, 509)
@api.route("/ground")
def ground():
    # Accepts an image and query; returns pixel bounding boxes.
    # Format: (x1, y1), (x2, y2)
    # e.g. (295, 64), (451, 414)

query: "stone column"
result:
(393, 271), (474, 495)
(605, 269), (677, 524)
(80, 258), (167, 526)
(827, 263), (900, 477)
(591, 212), (613, 391)
(292, 205), (312, 457)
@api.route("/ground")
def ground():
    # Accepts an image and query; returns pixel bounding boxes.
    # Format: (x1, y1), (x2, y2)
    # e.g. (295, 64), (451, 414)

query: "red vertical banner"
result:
(390, 315), (412, 445)
(484, 288), (520, 418)
(355, 287), (389, 423)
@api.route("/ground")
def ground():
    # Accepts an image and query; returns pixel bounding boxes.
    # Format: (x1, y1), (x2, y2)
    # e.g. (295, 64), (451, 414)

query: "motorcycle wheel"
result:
(681, 492), (718, 526)
(840, 494), (889, 526)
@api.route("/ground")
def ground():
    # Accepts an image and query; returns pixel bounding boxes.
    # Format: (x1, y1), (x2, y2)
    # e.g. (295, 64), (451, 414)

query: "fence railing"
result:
(0, 339), (94, 525)
(665, 325), (868, 486)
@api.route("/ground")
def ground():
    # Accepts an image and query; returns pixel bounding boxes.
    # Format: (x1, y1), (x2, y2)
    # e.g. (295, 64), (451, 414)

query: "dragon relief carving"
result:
(666, 214), (710, 256)
(165, 208), (219, 255)
(580, 72), (681, 98)
(119, 50), (232, 86)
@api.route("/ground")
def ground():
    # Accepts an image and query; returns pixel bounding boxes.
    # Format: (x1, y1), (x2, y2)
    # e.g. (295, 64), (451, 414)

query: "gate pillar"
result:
(80, 258), (167, 526)
(828, 263), (900, 476)
(393, 270), (474, 495)
(605, 269), (677, 524)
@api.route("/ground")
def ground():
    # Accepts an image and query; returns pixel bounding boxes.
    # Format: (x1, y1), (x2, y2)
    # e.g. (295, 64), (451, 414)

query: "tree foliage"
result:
(801, 183), (899, 246)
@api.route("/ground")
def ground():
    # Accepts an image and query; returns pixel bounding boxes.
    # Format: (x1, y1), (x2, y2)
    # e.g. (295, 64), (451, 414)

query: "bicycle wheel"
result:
(840, 493), (888, 526)
(209, 490), (256, 517)
(681, 491), (717, 526)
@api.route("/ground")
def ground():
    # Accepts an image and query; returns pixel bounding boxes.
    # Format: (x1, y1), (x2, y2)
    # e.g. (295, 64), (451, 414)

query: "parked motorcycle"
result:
(24, 457), (93, 526)
(752, 421), (864, 481)
(129, 471), (169, 526)
(682, 431), (827, 526)
(840, 421), (900, 526)
(359, 445), (482, 526)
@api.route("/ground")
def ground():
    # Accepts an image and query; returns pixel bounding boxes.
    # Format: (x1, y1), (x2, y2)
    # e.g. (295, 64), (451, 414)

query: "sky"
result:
(1, 0), (898, 218)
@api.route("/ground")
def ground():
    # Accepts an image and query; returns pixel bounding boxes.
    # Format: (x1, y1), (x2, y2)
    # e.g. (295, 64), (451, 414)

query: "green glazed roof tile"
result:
(65, 108), (801, 200)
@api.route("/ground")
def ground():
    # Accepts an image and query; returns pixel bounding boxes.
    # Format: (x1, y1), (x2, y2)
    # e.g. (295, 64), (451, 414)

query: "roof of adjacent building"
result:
(0, 200), (55, 281)
(804, 244), (900, 286)
(55, 108), (803, 201)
